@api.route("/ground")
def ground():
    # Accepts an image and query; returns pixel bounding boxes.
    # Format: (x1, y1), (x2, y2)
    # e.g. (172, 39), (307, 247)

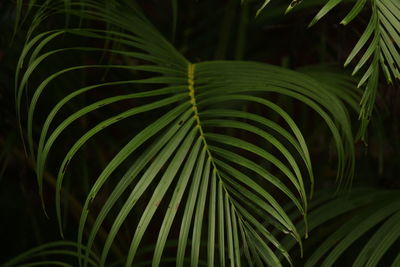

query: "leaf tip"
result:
(308, 19), (317, 28)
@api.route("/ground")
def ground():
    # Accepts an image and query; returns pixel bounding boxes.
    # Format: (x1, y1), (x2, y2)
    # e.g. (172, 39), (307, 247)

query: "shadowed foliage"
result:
(1, 0), (399, 266)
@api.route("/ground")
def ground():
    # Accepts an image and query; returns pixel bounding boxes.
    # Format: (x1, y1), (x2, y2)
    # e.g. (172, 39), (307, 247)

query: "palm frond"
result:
(282, 188), (400, 266)
(15, 1), (358, 266)
(309, 0), (400, 139)
(298, 65), (362, 113)
(1, 241), (100, 267)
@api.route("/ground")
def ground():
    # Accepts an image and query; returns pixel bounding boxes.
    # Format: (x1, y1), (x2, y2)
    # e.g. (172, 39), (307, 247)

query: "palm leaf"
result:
(15, 1), (357, 266)
(309, 0), (400, 139)
(1, 241), (100, 267)
(283, 188), (400, 266)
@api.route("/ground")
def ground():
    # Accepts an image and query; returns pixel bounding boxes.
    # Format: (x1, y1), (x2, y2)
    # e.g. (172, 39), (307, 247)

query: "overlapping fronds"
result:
(298, 65), (362, 113)
(281, 188), (400, 266)
(253, 0), (400, 139)
(309, 0), (400, 138)
(14, 0), (357, 266)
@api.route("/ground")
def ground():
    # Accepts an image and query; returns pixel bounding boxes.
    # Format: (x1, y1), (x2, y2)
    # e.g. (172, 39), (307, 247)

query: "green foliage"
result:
(2, 241), (100, 267)
(255, 0), (400, 139)
(310, 0), (400, 138)
(283, 188), (400, 267)
(1, 0), (399, 266)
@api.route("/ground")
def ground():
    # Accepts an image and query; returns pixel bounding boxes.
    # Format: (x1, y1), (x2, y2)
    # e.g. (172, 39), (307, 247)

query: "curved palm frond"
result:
(15, 1), (357, 266)
(309, 0), (400, 138)
(1, 241), (100, 267)
(281, 188), (400, 266)
(298, 65), (362, 113)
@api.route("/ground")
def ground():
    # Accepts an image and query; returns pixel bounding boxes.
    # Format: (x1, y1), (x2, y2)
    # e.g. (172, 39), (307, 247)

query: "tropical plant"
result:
(1, 0), (399, 266)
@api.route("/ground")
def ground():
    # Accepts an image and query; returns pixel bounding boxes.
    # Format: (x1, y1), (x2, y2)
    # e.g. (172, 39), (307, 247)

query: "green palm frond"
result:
(298, 65), (362, 113)
(1, 241), (100, 267)
(282, 188), (400, 266)
(14, 1), (358, 266)
(309, 0), (400, 138)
